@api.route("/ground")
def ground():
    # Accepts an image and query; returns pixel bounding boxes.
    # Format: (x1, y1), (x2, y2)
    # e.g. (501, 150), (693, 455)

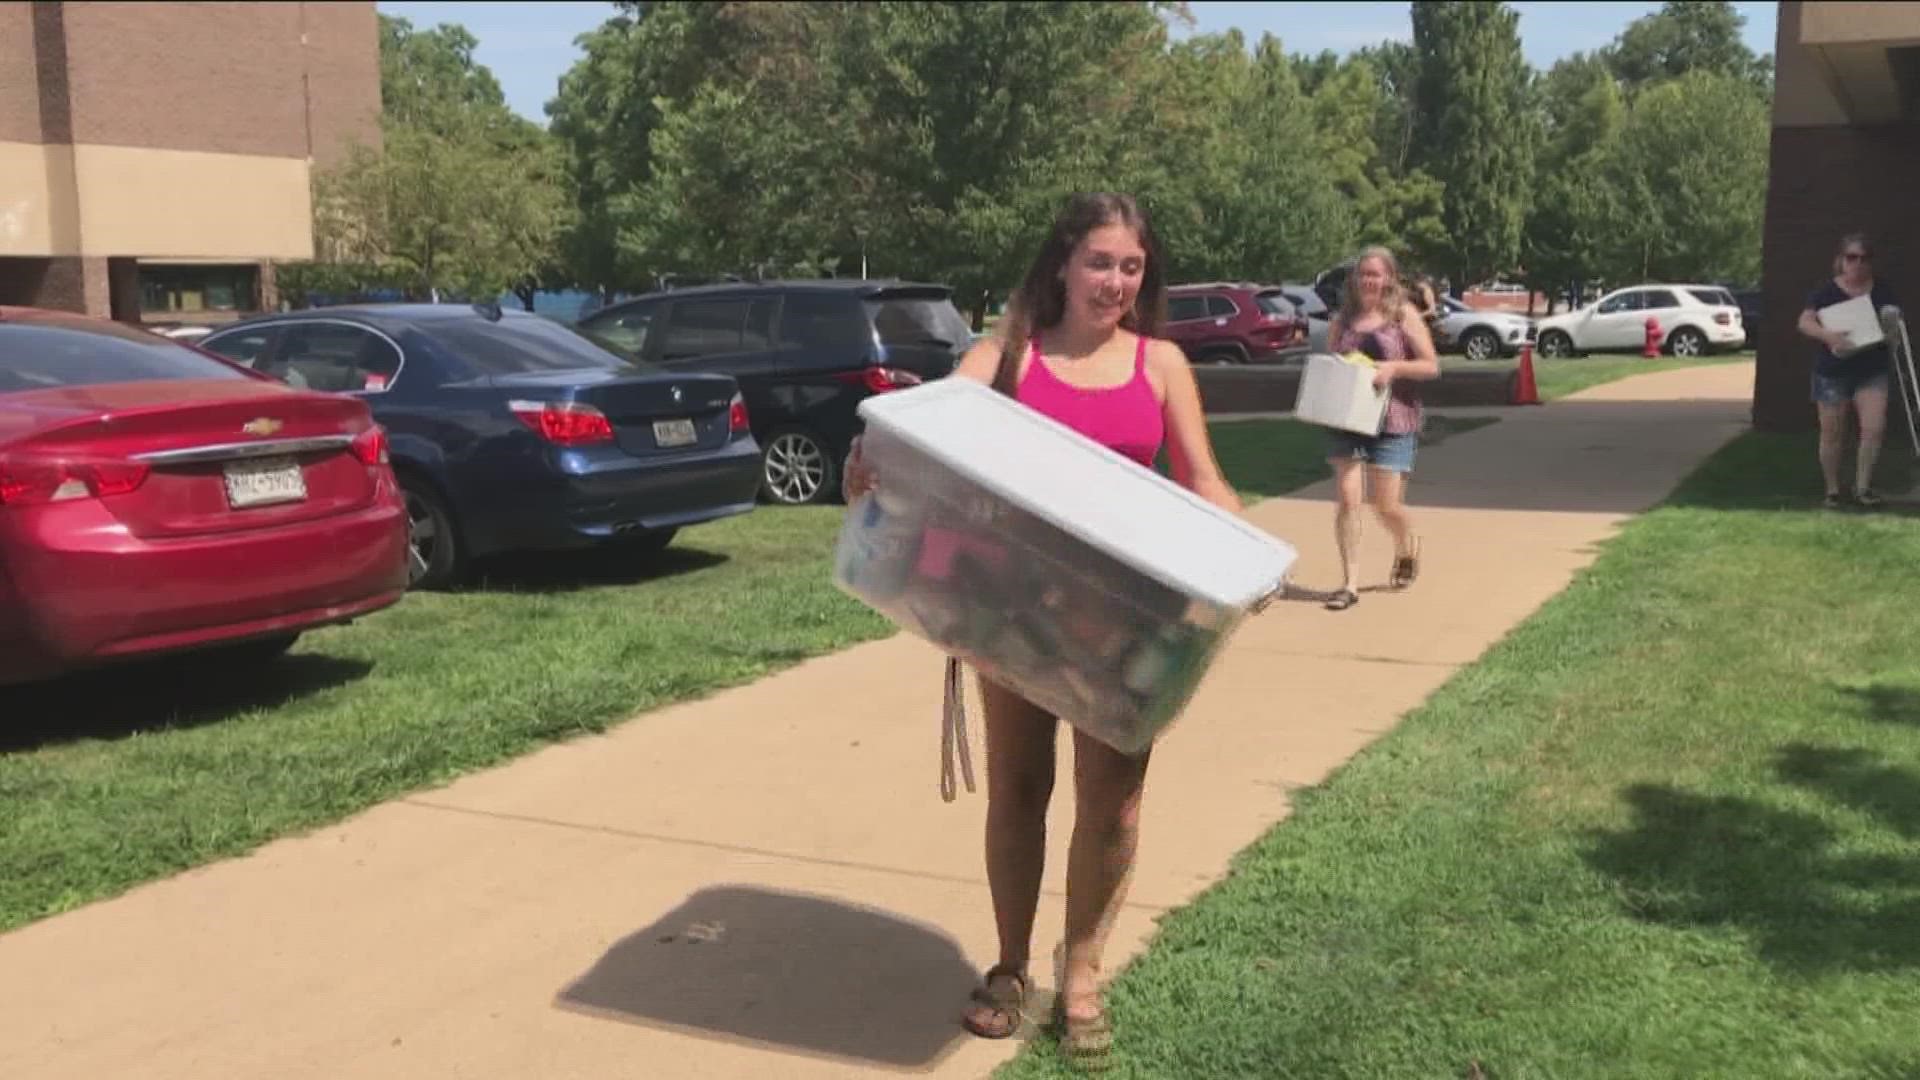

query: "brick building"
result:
(0, 1), (380, 325)
(1757, 1), (1920, 431)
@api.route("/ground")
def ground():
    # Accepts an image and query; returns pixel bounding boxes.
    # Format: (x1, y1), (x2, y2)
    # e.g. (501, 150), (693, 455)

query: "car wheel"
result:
(1538, 330), (1575, 359)
(762, 428), (837, 506)
(1461, 327), (1501, 362)
(1667, 326), (1707, 358)
(399, 475), (464, 590)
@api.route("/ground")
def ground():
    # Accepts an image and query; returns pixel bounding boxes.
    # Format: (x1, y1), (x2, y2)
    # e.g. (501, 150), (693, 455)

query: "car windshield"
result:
(428, 315), (652, 375)
(0, 319), (250, 393)
(865, 293), (971, 349)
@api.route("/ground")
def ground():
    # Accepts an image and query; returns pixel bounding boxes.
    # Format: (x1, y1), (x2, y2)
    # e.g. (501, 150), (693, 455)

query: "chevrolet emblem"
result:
(242, 417), (284, 437)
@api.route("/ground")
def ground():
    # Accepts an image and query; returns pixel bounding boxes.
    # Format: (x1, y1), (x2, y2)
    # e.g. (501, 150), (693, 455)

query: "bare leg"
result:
(1330, 457), (1366, 595)
(961, 678), (1056, 1035)
(1854, 382), (1889, 495)
(1368, 466), (1416, 558)
(1059, 729), (1151, 1023)
(1817, 401), (1850, 497)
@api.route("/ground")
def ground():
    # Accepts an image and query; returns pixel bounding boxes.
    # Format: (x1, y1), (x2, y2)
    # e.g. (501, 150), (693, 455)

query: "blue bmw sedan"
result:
(199, 304), (761, 588)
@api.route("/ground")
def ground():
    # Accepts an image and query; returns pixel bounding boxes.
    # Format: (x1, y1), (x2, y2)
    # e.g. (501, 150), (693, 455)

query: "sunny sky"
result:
(374, 1), (1780, 126)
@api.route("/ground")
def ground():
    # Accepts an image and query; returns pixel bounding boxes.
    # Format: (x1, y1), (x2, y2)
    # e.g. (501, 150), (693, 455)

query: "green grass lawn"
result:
(1443, 349), (1753, 403)
(1531, 350), (1754, 401)
(1001, 431), (1920, 1079)
(1, 416), (1415, 933)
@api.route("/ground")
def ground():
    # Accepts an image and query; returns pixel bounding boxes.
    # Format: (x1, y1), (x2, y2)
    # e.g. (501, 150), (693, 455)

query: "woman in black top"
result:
(1797, 233), (1901, 508)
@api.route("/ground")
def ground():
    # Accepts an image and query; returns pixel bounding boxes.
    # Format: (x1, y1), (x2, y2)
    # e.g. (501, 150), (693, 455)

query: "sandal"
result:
(960, 965), (1030, 1040)
(1324, 588), (1359, 612)
(1824, 492), (1846, 510)
(1390, 538), (1422, 590)
(1856, 489), (1885, 509)
(1052, 994), (1114, 1072)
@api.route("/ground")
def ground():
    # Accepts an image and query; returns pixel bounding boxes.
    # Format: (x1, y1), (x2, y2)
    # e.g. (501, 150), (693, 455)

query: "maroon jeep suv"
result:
(1163, 283), (1307, 365)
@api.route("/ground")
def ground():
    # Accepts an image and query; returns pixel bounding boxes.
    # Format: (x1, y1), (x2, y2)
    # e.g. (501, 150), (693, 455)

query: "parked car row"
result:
(3, 281), (976, 686)
(1534, 283), (1745, 358)
(1161, 282), (1308, 365)
(1308, 261), (1745, 360)
(575, 280), (970, 505)
(2, 306), (409, 686)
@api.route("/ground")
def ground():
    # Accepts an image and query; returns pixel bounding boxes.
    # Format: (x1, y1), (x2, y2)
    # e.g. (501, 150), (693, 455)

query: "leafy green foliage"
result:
(1410, 0), (1537, 288)
(1603, 0), (1773, 93)
(286, 15), (574, 302)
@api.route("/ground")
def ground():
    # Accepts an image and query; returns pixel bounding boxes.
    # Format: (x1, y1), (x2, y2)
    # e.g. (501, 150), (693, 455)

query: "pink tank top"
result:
(1015, 334), (1165, 468)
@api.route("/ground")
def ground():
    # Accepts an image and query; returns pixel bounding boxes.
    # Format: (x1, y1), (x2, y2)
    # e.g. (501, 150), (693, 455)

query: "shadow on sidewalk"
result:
(556, 885), (978, 1070)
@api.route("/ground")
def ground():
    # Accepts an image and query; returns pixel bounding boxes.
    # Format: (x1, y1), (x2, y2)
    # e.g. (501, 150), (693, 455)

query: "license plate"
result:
(653, 418), (698, 448)
(224, 456), (307, 509)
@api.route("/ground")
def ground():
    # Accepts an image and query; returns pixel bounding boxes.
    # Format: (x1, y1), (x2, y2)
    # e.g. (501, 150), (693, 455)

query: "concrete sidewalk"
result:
(0, 364), (1755, 1080)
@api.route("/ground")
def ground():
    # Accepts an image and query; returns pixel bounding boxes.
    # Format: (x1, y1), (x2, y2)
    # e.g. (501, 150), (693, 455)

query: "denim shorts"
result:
(1325, 429), (1418, 474)
(1812, 366), (1890, 405)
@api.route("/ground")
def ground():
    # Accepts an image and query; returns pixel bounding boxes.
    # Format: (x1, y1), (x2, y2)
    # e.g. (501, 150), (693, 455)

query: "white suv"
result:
(1534, 284), (1744, 359)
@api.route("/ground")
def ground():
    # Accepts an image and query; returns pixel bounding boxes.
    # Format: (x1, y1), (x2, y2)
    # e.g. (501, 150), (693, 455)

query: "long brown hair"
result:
(991, 193), (1167, 395)
(1338, 245), (1410, 325)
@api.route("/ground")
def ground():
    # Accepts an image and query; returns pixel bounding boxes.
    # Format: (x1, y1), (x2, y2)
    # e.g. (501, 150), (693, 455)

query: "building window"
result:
(138, 264), (261, 316)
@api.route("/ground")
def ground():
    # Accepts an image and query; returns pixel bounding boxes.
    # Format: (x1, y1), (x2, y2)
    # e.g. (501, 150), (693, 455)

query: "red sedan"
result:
(0, 307), (409, 686)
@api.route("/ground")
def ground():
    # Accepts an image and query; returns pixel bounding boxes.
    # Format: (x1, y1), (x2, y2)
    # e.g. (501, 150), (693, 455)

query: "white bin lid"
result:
(858, 378), (1297, 610)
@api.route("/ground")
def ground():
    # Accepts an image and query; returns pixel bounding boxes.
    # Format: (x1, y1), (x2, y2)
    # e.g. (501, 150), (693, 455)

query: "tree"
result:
(290, 15), (574, 304)
(379, 16), (512, 134)
(1522, 52), (1625, 308)
(310, 127), (573, 302)
(1603, 1), (1771, 94)
(1353, 41), (1419, 176)
(1141, 32), (1352, 284)
(1409, 0), (1536, 290)
(546, 3), (811, 296)
(545, 14), (646, 299)
(593, 3), (1194, 323)
(1598, 69), (1768, 284)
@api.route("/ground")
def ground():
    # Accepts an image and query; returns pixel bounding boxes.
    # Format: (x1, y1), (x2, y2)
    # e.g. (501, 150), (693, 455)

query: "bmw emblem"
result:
(671, 385), (684, 403)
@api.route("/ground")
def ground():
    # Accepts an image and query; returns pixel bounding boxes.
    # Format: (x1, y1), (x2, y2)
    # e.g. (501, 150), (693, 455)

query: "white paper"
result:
(1818, 292), (1886, 357)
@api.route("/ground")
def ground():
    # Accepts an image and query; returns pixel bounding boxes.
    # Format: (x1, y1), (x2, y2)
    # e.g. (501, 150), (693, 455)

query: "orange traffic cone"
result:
(1511, 341), (1541, 405)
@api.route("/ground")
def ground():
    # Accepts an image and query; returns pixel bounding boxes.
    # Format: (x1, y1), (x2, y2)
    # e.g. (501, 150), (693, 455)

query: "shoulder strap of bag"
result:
(939, 333), (1022, 800)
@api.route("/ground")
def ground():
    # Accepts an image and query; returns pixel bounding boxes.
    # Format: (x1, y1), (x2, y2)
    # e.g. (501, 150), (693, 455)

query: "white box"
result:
(1294, 352), (1389, 435)
(833, 378), (1298, 754)
(1818, 293), (1886, 357)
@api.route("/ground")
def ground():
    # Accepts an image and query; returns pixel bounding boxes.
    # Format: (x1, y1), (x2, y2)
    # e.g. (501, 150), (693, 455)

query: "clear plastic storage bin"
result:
(833, 378), (1298, 755)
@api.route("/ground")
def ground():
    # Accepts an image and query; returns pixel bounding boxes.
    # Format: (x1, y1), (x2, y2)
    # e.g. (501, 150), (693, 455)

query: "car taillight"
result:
(728, 394), (750, 434)
(1714, 313), (1731, 326)
(509, 400), (615, 446)
(839, 367), (923, 394)
(351, 426), (390, 466)
(0, 457), (150, 506)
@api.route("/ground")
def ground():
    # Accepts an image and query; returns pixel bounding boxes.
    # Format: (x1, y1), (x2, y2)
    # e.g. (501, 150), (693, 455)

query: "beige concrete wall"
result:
(0, 142), (313, 260)
(1774, 1), (1854, 127)
(1800, 2), (1920, 47)
(0, 143), (73, 256)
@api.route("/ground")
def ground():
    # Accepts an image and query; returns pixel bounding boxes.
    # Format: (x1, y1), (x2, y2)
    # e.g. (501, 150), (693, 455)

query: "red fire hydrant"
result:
(1642, 317), (1662, 359)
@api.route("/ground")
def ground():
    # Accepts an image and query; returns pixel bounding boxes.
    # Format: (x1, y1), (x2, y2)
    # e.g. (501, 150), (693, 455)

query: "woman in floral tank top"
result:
(1322, 246), (1442, 611)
